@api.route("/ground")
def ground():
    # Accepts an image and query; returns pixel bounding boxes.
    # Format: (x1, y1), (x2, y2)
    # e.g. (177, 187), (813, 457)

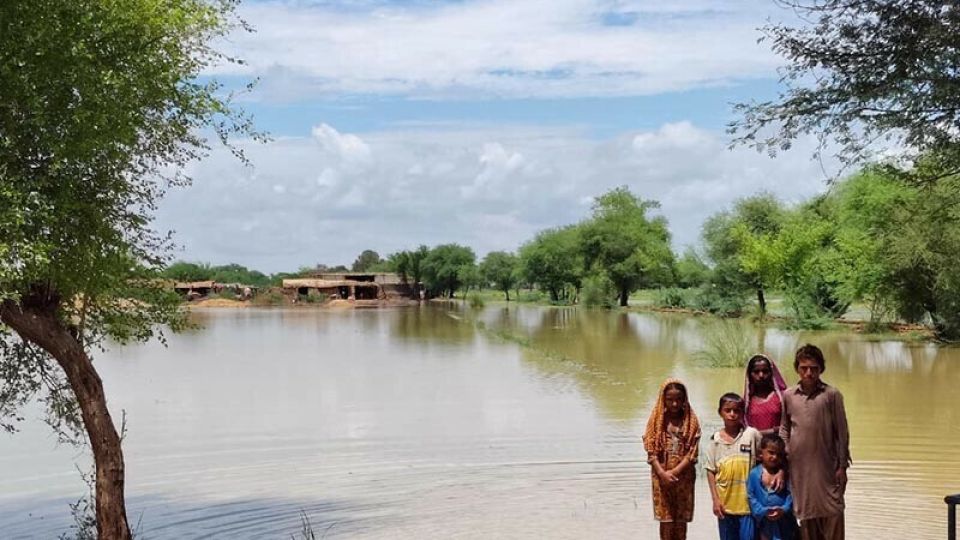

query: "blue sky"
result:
(157, 0), (835, 273)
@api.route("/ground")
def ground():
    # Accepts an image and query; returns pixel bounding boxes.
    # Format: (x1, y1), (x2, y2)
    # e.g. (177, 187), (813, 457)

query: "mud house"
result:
(281, 273), (412, 301)
(174, 280), (216, 300)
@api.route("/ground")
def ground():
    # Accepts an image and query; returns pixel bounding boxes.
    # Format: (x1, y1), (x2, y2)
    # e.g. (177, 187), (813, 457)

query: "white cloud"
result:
(155, 121), (836, 272)
(214, 0), (783, 100)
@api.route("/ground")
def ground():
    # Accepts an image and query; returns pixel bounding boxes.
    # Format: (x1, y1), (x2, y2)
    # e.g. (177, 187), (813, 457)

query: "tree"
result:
(209, 263), (270, 287)
(518, 226), (583, 303)
(579, 187), (674, 306)
(421, 244), (476, 298)
(479, 251), (519, 301)
(0, 2), (254, 538)
(351, 250), (382, 272)
(163, 261), (213, 282)
(674, 248), (710, 288)
(701, 193), (786, 316)
(731, 0), (960, 179)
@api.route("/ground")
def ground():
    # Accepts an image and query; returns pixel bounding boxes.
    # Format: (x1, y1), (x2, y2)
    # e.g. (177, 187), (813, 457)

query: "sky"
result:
(155, 0), (839, 273)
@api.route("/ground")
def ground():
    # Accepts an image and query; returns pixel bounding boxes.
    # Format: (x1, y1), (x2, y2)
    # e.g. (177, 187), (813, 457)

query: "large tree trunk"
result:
(1, 298), (131, 540)
(619, 287), (629, 307)
(757, 288), (767, 317)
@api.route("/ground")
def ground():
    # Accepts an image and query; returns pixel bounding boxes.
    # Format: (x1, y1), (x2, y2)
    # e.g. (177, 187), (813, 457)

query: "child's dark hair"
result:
(794, 344), (826, 372)
(717, 392), (743, 412)
(760, 433), (786, 454)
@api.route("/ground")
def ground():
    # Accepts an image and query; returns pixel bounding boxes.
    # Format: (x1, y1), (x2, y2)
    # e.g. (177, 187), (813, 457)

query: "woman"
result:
(743, 354), (788, 434)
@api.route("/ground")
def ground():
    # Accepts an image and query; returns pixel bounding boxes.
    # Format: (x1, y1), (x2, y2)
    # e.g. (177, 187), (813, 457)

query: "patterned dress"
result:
(649, 425), (699, 522)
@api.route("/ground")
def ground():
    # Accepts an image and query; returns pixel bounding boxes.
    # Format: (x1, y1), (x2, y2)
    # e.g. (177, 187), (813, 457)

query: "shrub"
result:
(517, 290), (548, 303)
(467, 292), (485, 309)
(691, 286), (747, 317)
(694, 319), (754, 368)
(251, 290), (286, 306)
(581, 273), (617, 308)
(655, 287), (689, 309)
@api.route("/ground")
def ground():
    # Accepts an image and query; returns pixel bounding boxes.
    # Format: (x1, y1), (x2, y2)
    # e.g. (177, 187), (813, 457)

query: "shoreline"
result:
(182, 295), (939, 342)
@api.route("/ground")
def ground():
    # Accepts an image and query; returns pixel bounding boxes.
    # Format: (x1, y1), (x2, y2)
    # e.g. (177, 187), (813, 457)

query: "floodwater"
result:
(0, 304), (957, 539)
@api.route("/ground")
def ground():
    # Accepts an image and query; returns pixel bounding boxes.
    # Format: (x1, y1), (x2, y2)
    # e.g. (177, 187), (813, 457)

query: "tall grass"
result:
(694, 319), (754, 368)
(467, 292), (486, 309)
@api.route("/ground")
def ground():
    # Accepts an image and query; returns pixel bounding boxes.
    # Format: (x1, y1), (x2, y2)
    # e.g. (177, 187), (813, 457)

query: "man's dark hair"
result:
(794, 343), (826, 373)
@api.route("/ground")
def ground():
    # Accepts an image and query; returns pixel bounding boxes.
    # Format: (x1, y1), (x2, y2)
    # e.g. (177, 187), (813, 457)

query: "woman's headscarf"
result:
(643, 377), (701, 458)
(742, 353), (787, 417)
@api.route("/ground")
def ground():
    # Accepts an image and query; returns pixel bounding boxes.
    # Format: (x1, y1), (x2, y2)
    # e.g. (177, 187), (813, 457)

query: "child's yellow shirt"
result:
(702, 426), (761, 515)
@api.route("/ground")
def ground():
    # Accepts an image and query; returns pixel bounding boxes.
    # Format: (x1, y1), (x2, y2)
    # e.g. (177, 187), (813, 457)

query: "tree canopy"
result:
(731, 0), (960, 178)
(479, 251), (519, 301)
(519, 226), (583, 303)
(351, 249), (382, 272)
(579, 187), (674, 306)
(421, 244), (476, 298)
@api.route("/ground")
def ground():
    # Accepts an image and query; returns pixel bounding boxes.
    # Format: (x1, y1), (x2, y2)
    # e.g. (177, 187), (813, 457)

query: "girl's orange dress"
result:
(643, 378), (701, 523)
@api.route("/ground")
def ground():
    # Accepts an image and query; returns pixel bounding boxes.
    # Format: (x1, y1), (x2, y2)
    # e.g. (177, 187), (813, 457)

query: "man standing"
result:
(780, 344), (851, 540)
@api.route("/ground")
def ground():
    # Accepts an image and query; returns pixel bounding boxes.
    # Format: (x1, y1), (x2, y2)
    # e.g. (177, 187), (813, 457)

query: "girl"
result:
(743, 354), (788, 434)
(643, 378), (701, 540)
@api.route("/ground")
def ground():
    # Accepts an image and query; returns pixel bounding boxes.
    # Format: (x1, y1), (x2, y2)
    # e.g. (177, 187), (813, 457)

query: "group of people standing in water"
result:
(643, 344), (851, 540)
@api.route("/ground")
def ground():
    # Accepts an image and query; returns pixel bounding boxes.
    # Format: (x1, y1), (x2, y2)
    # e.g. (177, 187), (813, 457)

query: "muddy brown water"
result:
(0, 305), (956, 539)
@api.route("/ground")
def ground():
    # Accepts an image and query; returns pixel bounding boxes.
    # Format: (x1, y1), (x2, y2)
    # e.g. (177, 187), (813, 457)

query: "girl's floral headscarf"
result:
(742, 353), (788, 418)
(643, 378), (701, 459)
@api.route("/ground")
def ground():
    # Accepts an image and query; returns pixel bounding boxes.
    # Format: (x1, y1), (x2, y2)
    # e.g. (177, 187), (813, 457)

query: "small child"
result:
(643, 378), (701, 540)
(703, 392), (761, 540)
(748, 434), (799, 540)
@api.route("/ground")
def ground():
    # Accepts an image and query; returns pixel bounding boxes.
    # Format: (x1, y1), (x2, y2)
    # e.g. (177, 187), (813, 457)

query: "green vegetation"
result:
(693, 320), (753, 368)
(580, 187), (674, 306)
(519, 225), (583, 303)
(0, 0), (256, 537)
(731, 0), (960, 183)
(163, 262), (272, 288)
(421, 244), (476, 298)
(580, 272), (617, 309)
(351, 249), (382, 272)
(479, 251), (519, 301)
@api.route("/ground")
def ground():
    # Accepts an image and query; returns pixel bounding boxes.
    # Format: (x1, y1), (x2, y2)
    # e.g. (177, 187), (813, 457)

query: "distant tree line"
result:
(166, 162), (960, 341)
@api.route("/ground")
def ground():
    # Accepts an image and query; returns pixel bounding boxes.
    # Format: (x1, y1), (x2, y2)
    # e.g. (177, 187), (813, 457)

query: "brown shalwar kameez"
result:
(780, 381), (851, 539)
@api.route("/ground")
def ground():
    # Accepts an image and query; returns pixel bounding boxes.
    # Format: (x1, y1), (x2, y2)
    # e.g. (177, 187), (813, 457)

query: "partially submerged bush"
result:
(690, 286), (747, 317)
(581, 273), (616, 308)
(655, 287), (690, 309)
(694, 319), (754, 368)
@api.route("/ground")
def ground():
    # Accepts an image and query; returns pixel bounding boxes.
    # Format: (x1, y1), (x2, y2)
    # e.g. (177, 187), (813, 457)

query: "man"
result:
(780, 344), (851, 540)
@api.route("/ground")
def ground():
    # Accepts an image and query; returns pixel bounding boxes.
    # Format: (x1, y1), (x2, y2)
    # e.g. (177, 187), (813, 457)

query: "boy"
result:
(779, 344), (850, 540)
(748, 433), (798, 540)
(703, 393), (761, 540)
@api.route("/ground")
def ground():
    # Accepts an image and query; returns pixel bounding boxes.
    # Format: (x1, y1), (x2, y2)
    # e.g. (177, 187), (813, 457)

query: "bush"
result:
(782, 294), (833, 330)
(251, 290), (286, 306)
(467, 292), (485, 309)
(694, 319), (754, 368)
(517, 289), (547, 303)
(655, 287), (690, 309)
(690, 286), (747, 317)
(581, 273), (616, 308)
